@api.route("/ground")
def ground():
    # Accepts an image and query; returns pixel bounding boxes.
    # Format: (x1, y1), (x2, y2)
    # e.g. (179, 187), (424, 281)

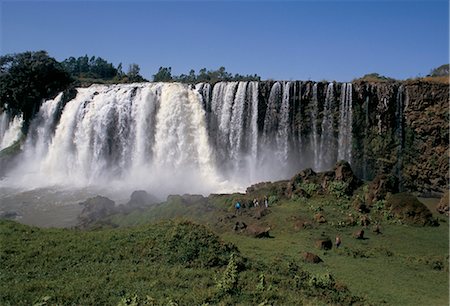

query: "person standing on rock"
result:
(335, 235), (342, 248)
(235, 201), (241, 215)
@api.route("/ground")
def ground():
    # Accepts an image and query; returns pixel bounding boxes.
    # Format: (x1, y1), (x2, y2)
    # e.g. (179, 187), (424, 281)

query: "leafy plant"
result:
(216, 253), (239, 296)
(327, 181), (349, 198)
(299, 182), (319, 197)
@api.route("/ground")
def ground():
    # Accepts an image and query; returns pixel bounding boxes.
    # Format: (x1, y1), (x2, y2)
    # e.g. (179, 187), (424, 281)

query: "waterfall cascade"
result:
(1, 80), (366, 197)
(0, 112), (23, 150)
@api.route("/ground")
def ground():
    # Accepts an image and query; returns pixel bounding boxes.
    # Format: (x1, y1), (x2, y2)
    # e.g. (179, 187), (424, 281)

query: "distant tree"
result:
(0, 51), (73, 130)
(61, 55), (118, 80)
(428, 64), (449, 77)
(127, 63), (146, 82)
(153, 66), (173, 82)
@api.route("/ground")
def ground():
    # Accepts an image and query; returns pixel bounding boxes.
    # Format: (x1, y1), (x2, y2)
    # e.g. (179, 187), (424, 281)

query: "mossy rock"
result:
(385, 193), (437, 226)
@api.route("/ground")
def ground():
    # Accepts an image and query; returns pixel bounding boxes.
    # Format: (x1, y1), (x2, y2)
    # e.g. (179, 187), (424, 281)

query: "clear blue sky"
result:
(1, 0), (448, 81)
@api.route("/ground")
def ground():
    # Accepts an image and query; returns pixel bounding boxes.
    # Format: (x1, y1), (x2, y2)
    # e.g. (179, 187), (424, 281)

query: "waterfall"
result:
(0, 112), (23, 150)
(2, 80), (362, 198)
(276, 82), (291, 165)
(229, 82), (248, 168)
(311, 83), (320, 170)
(395, 85), (404, 191)
(337, 83), (353, 164)
(319, 83), (336, 170)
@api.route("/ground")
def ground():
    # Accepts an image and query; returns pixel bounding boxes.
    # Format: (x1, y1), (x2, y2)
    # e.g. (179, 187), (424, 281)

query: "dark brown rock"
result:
(314, 213), (326, 223)
(365, 174), (398, 206)
(315, 238), (332, 250)
(333, 161), (362, 194)
(303, 252), (323, 264)
(245, 224), (271, 238)
(233, 221), (247, 231)
(354, 229), (365, 239)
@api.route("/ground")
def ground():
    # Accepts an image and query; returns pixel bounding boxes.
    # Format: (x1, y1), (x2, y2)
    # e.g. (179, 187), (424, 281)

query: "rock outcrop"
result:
(385, 193), (437, 226)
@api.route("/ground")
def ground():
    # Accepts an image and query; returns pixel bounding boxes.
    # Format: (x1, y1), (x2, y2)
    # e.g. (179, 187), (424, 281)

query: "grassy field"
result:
(1, 190), (448, 305)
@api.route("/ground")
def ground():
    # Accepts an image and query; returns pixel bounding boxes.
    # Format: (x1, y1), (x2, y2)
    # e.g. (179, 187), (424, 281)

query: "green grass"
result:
(1, 192), (448, 305)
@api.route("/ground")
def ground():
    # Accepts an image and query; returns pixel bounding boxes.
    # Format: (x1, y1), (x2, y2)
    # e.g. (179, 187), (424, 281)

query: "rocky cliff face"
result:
(230, 80), (448, 194)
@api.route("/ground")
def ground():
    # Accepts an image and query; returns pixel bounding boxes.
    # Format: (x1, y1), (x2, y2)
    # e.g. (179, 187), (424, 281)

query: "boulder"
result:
(294, 220), (312, 231)
(233, 221), (247, 231)
(314, 213), (327, 223)
(385, 193), (437, 226)
(360, 215), (371, 227)
(354, 229), (365, 239)
(436, 190), (449, 216)
(303, 252), (323, 264)
(78, 195), (116, 226)
(127, 190), (158, 209)
(353, 197), (370, 213)
(315, 238), (333, 250)
(365, 174), (398, 206)
(253, 208), (270, 220)
(245, 224), (271, 238)
(333, 160), (362, 194)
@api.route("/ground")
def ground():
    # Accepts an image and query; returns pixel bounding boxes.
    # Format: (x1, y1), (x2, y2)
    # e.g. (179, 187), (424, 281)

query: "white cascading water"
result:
(229, 82), (248, 168)
(0, 112), (23, 150)
(3, 83), (227, 197)
(311, 83), (320, 170)
(319, 83), (336, 170)
(337, 83), (353, 163)
(2, 80), (356, 201)
(276, 81), (291, 165)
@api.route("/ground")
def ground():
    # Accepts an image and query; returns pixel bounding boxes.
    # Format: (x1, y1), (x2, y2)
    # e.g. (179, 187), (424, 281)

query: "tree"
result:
(153, 66), (172, 82)
(127, 63), (146, 82)
(0, 51), (73, 131)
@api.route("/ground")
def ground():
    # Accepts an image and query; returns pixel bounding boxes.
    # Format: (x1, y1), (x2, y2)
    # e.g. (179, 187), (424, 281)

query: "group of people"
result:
(234, 196), (269, 214)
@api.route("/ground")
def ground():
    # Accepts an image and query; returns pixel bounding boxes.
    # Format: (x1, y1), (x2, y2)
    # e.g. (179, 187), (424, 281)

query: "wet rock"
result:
(303, 252), (323, 264)
(436, 190), (449, 216)
(315, 238), (332, 250)
(385, 193), (437, 226)
(245, 224), (271, 238)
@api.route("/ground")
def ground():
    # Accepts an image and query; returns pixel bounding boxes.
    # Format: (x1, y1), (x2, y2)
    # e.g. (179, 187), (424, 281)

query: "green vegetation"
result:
(0, 51), (73, 129)
(61, 55), (147, 83)
(153, 66), (261, 83)
(2, 188), (448, 305)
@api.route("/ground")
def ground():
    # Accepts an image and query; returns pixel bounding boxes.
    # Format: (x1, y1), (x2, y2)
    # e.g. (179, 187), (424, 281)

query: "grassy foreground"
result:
(1, 191), (448, 305)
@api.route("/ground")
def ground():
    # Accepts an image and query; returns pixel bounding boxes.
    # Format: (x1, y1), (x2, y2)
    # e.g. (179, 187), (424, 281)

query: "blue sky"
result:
(1, 0), (448, 81)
